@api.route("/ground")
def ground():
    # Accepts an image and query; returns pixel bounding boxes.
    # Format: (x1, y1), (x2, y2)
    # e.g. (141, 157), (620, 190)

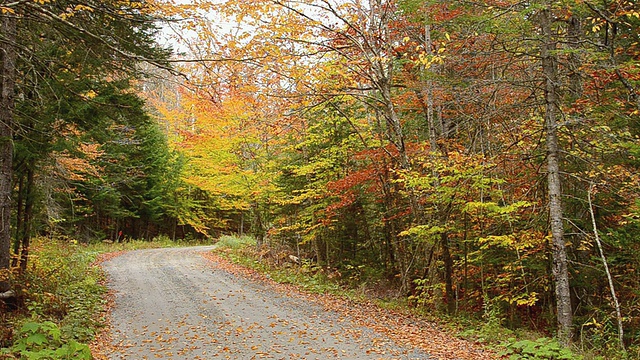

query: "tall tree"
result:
(149, 0), (640, 351)
(539, 2), (572, 344)
(537, 2), (573, 345)
(0, 0), (171, 293)
(0, 8), (17, 294)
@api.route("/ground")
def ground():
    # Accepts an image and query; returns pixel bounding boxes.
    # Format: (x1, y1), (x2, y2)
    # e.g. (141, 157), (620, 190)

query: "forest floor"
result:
(93, 246), (495, 359)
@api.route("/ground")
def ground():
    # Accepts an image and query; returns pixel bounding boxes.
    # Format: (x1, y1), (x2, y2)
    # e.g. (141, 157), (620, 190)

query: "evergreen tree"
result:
(0, 0), (172, 291)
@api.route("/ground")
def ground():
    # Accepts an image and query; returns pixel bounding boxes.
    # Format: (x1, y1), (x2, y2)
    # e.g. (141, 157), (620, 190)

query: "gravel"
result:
(102, 246), (430, 359)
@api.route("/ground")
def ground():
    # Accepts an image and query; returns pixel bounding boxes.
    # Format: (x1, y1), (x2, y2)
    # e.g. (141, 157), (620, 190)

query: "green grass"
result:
(213, 235), (256, 250)
(83, 234), (213, 253)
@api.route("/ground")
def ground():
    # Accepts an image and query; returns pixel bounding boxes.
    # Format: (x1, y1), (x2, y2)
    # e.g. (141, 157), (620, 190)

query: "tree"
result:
(147, 0), (640, 350)
(0, 0), (171, 292)
(52, 82), (182, 241)
(538, 1), (572, 344)
(0, 9), (17, 294)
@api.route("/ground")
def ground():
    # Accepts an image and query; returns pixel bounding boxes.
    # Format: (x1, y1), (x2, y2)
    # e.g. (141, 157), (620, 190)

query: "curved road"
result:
(103, 246), (430, 359)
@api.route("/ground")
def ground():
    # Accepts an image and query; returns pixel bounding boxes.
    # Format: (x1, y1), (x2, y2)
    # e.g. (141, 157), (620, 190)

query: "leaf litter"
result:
(90, 248), (496, 359)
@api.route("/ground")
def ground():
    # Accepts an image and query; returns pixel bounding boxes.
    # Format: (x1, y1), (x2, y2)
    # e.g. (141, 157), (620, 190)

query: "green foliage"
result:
(1, 237), (110, 358)
(576, 315), (631, 360)
(16, 238), (105, 343)
(64, 83), (186, 240)
(498, 337), (582, 360)
(1, 321), (91, 360)
(7, 0), (184, 253)
(409, 278), (445, 310)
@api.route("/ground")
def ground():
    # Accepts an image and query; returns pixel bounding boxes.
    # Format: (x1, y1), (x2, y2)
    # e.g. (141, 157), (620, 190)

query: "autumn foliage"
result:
(144, 0), (640, 354)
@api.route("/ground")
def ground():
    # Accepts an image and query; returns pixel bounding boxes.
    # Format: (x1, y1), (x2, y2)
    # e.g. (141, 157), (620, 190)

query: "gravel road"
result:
(102, 246), (430, 359)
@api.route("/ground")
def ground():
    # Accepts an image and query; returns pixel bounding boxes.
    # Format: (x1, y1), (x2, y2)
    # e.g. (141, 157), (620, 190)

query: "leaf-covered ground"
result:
(199, 251), (495, 360)
(91, 246), (495, 359)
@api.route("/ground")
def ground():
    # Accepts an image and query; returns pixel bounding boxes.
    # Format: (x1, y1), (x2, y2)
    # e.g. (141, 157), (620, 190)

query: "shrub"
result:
(0, 321), (91, 360)
(498, 337), (582, 359)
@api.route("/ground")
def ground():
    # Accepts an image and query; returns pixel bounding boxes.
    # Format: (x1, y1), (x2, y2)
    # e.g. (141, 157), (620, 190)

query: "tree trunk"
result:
(567, 15), (582, 99)
(540, 5), (573, 345)
(380, 73), (410, 170)
(172, 217), (177, 241)
(19, 166), (35, 273)
(252, 203), (264, 247)
(11, 172), (24, 268)
(442, 232), (455, 314)
(0, 13), (17, 293)
(588, 184), (625, 352)
(421, 24), (438, 150)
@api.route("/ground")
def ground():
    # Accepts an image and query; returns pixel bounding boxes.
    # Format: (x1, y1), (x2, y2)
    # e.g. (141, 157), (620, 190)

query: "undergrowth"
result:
(0, 235), (209, 359)
(0, 238), (105, 359)
(214, 236), (345, 296)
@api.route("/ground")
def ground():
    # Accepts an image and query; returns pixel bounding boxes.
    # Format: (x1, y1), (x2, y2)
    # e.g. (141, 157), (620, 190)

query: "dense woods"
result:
(2, 0), (640, 356)
(0, 1), (177, 287)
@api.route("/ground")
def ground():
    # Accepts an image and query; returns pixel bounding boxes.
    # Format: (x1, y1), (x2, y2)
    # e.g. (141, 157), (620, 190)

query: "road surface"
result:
(102, 246), (430, 359)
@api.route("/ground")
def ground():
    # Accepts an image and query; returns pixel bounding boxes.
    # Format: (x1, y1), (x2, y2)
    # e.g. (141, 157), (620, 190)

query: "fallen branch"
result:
(0, 289), (15, 299)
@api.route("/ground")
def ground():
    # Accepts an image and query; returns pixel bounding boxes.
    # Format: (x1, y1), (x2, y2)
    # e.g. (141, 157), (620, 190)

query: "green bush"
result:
(1, 321), (91, 360)
(1, 238), (107, 358)
(498, 337), (582, 359)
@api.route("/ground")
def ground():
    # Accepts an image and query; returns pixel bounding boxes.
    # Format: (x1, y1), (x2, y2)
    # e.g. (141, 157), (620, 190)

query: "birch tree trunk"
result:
(588, 184), (625, 352)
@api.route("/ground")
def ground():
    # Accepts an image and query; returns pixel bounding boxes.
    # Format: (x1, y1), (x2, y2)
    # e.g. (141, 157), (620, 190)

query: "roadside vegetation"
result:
(1, 238), (104, 359)
(0, 236), (206, 359)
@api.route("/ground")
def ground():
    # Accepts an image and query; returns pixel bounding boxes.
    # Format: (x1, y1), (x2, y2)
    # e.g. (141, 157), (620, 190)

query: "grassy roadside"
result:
(0, 235), (208, 359)
(211, 235), (622, 360)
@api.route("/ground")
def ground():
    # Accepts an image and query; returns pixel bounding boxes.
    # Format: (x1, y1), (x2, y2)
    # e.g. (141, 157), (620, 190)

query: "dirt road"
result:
(102, 246), (431, 359)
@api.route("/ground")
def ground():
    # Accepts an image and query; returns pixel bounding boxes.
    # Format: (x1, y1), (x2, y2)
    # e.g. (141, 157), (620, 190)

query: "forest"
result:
(1, 0), (639, 357)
